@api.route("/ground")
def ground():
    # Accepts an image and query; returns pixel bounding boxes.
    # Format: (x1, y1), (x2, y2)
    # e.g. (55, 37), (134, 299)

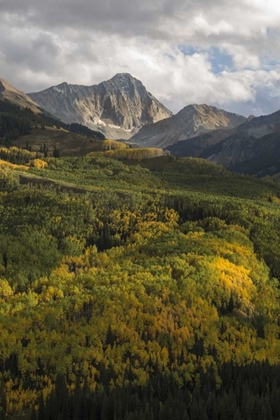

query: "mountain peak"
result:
(181, 104), (224, 113)
(56, 82), (69, 88)
(0, 77), (20, 94)
(106, 73), (144, 92)
(109, 73), (137, 82)
(28, 74), (172, 139)
(178, 104), (217, 115)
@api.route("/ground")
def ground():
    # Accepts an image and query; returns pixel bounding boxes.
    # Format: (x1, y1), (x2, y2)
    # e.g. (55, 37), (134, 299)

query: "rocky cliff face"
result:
(130, 104), (246, 148)
(28, 73), (172, 140)
(0, 78), (41, 114)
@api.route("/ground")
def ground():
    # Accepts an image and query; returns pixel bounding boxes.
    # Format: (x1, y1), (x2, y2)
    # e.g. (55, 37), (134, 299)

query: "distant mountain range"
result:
(130, 104), (246, 148)
(167, 109), (280, 177)
(1, 73), (280, 178)
(204, 110), (280, 176)
(28, 74), (172, 140)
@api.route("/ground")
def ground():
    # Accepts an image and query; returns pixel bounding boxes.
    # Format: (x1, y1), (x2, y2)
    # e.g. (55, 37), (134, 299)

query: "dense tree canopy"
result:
(0, 149), (280, 418)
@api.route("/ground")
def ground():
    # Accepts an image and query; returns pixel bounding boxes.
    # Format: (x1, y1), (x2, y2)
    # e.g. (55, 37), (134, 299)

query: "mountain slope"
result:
(28, 73), (172, 140)
(166, 126), (238, 158)
(0, 78), (41, 114)
(130, 104), (246, 148)
(205, 109), (280, 175)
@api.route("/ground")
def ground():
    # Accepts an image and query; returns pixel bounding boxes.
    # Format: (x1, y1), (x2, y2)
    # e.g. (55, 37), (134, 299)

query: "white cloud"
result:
(227, 46), (260, 70)
(0, 0), (280, 117)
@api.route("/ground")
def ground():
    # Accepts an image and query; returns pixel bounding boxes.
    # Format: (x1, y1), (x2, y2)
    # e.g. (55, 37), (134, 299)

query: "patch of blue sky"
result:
(261, 58), (280, 70)
(178, 45), (234, 73)
(208, 47), (233, 73)
(178, 45), (198, 56)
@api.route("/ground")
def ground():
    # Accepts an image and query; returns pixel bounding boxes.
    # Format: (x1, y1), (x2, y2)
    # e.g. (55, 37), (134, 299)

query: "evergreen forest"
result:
(0, 100), (104, 148)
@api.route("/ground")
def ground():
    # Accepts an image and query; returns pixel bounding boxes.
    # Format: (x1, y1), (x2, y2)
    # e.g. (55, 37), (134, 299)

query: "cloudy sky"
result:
(1, 0), (280, 116)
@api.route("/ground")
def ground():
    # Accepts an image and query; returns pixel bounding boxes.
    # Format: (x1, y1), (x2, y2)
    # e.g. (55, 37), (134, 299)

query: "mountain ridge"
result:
(0, 77), (42, 114)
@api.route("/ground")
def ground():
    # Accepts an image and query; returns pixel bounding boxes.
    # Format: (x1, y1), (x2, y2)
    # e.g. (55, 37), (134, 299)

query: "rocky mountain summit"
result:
(0, 78), (41, 114)
(28, 73), (172, 140)
(130, 104), (246, 148)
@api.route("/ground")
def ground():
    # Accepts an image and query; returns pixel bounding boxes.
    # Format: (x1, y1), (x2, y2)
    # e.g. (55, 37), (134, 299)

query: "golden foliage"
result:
(0, 159), (29, 170)
(30, 158), (48, 169)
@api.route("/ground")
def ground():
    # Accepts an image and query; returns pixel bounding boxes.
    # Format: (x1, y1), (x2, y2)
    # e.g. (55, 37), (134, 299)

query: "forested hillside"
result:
(0, 100), (104, 150)
(1, 151), (280, 419)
